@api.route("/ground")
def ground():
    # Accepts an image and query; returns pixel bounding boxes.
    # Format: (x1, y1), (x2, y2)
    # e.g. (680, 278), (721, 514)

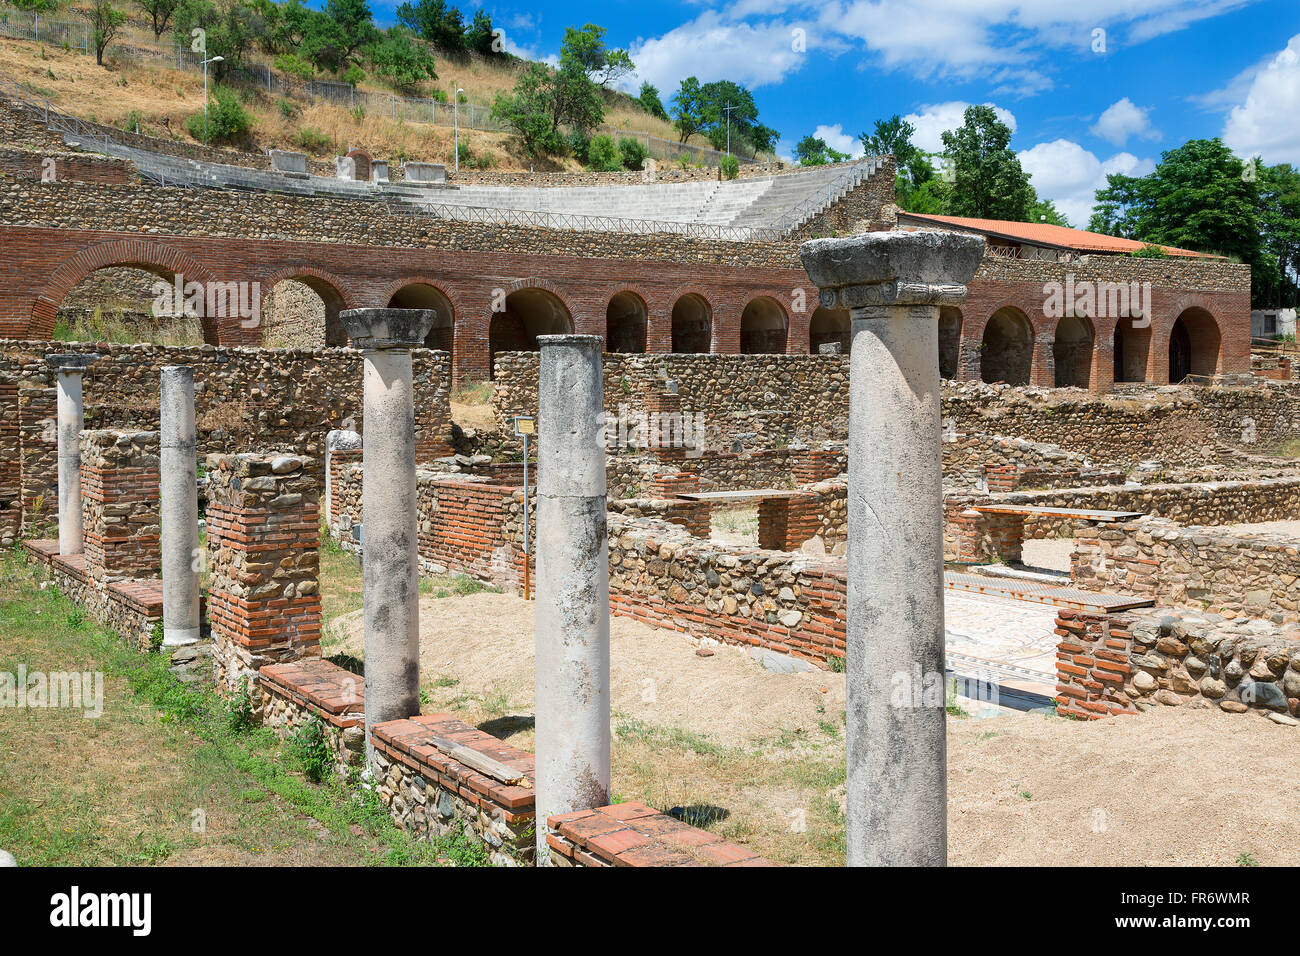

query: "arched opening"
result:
(54, 265), (205, 345)
(980, 307), (1033, 385)
(809, 307), (850, 354)
(387, 282), (454, 353)
(263, 276), (349, 347)
(1169, 307), (1221, 383)
(605, 291), (647, 353)
(489, 288), (573, 376)
(671, 294), (711, 353)
(1113, 316), (1151, 383)
(1052, 315), (1094, 389)
(740, 296), (788, 354)
(345, 148), (371, 181)
(939, 306), (962, 379)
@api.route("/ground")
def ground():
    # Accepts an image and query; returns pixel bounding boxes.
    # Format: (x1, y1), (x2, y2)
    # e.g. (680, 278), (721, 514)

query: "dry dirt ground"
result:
(329, 590), (1300, 866)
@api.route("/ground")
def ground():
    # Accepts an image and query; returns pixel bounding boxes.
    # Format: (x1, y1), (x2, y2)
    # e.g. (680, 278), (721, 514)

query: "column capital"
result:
(799, 231), (985, 310)
(339, 308), (436, 349)
(46, 353), (100, 373)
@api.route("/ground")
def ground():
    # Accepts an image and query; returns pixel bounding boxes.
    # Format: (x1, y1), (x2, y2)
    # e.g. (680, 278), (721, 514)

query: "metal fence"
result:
(0, 7), (751, 167)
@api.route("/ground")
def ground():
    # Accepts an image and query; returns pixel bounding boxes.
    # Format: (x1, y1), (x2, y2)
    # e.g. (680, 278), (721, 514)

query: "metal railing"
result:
(767, 157), (883, 236)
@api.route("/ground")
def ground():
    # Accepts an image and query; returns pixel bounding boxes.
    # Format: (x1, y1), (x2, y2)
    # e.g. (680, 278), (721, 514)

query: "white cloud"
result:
(1018, 139), (1154, 227)
(1090, 97), (1160, 146)
(812, 123), (866, 158)
(626, 11), (822, 93)
(1221, 33), (1300, 165)
(902, 101), (1018, 153)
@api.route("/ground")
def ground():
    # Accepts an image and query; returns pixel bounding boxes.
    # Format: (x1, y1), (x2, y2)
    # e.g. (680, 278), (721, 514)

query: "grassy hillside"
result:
(1, 1), (732, 172)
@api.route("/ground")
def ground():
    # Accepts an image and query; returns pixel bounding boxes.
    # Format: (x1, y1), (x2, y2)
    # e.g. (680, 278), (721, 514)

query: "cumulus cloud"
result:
(902, 101), (1018, 153)
(1090, 97), (1160, 146)
(1221, 33), (1300, 165)
(812, 123), (866, 158)
(1018, 139), (1154, 227)
(626, 11), (824, 93)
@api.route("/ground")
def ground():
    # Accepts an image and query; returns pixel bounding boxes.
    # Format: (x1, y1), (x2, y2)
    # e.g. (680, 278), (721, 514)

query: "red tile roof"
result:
(896, 212), (1219, 258)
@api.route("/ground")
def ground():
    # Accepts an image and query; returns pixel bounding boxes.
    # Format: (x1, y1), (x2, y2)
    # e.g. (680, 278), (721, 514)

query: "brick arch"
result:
(977, 303), (1036, 386)
(739, 291), (793, 354)
(662, 284), (719, 354)
(601, 286), (650, 354)
(487, 279), (579, 377)
(495, 277), (581, 325)
(378, 275), (462, 354)
(259, 265), (361, 348)
(32, 238), (222, 342)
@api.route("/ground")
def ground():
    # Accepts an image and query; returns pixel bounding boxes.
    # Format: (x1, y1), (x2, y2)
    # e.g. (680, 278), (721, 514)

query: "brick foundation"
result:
(944, 504), (1025, 563)
(546, 804), (776, 867)
(757, 493), (821, 551)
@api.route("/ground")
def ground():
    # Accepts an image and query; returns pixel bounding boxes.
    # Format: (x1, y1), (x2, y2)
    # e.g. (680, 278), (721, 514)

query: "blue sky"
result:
(370, 0), (1300, 227)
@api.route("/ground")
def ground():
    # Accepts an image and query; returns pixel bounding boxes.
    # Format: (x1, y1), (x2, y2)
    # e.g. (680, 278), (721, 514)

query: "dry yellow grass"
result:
(2, 19), (727, 172)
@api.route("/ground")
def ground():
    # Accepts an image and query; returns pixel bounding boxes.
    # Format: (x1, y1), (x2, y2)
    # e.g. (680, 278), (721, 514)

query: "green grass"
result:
(0, 548), (487, 867)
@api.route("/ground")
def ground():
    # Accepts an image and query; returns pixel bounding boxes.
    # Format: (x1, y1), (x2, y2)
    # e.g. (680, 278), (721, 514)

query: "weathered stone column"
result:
(160, 367), (201, 646)
(800, 232), (984, 866)
(534, 334), (610, 863)
(339, 309), (437, 766)
(47, 353), (98, 555)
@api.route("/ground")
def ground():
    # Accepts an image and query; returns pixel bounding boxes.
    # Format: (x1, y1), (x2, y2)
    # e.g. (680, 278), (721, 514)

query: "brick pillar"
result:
(81, 430), (161, 582)
(647, 471), (699, 498)
(0, 378), (19, 546)
(792, 449), (842, 484)
(206, 453), (321, 697)
(946, 505), (1024, 563)
(757, 493), (820, 551)
(644, 387), (687, 463)
(18, 386), (57, 532)
(327, 444), (361, 528)
(984, 464), (1018, 492)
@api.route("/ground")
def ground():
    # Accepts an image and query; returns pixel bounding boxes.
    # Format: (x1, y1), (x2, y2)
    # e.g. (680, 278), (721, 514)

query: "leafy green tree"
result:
(396, 0), (464, 51)
(89, 0), (126, 66)
(491, 59), (603, 157)
(464, 9), (500, 56)
(1029, 197), (1070, 227)
(671, 76), (705, 144)
(940, 105), (1036, 221)
(794, 135), (849, 167)
(698, 80), (765, 155)
(368, 26), (437, 93)
(1089, 139), (1274, 303)
(136, 0), (179, 38)
(638, 81), (668, 121)
(619, 137), (648, 170)
(905, 177), (951, 214)
(1257, 162), (1300, 307)
(561, 23), (633, 88)
(859, 114), (933, 205)
(12, 0), (61, 13)
(325, 0), (376, 64)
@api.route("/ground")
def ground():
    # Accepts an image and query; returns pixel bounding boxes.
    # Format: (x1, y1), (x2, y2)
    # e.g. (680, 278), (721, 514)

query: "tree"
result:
(638, 81), (668, 121)
(89, 0), (126, 66)
(396, 0), (464, 52)
(491, 60), (603, 157)
(1090, 139), (1278, 304)
(138, 0), (180, 39)
(1029, 197), (1070, 227)
(698, 80), (764, 155)
(859, 114), (933, 205)
(794, 135), (848, 167)
(11, 0), (61, 13)
(174, 0), (258, 78)
(940, 105), (1036, 221)
(561, 23), (633, 89)
(368, 26), (437, 93)
(464, 9), (500, 57)
(326, 0), (376, 62)
(671, 76), (705, 144)
(1257, 162), (1300, 307)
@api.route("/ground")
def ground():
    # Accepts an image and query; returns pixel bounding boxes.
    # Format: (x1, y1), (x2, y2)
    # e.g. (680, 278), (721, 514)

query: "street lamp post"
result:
(202, 55), (224, 146)
(722, 103), (737, 156)
(453, 86), (464, 173)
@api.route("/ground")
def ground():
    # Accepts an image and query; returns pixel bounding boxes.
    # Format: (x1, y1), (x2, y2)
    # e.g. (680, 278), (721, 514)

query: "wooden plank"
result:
(426, 735), (530, 787)
(973, 505), (1143, 522)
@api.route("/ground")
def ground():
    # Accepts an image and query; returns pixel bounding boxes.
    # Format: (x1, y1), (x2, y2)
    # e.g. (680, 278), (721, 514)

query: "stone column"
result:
(339, 309), (437, 765)
(800, 231), (984, 867)
(160, 367), (200, 646)
(533, 334), (610, 863)
(46, 353), (98, 555)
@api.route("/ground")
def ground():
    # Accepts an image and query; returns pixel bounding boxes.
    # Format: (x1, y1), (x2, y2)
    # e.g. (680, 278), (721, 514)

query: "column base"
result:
(162, 625), (202, 647)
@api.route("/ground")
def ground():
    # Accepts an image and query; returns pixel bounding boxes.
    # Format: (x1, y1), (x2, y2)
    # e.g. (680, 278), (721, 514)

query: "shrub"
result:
(277, 98), (295, 119)
(292, 716), (333, 783)
(341, 65), (366, 87)
(184, 86), (252, 145)
(566, 129), (590, 163)
(619, 137), (649, 171)
(587, 134), (621, 172)
(293, 127), (334, 154)
(719, 154), (740, 180)
(274, 52), (314, 81)
(457, 141), (471, 164)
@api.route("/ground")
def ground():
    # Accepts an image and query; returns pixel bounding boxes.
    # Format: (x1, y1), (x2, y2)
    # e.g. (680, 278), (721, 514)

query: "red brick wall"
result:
(1054, 610), (1139, 719)
(0, 151), (135, 185)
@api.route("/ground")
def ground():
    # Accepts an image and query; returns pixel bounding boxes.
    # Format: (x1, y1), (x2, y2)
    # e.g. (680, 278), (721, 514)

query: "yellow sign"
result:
(514, 416), (535, 436)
